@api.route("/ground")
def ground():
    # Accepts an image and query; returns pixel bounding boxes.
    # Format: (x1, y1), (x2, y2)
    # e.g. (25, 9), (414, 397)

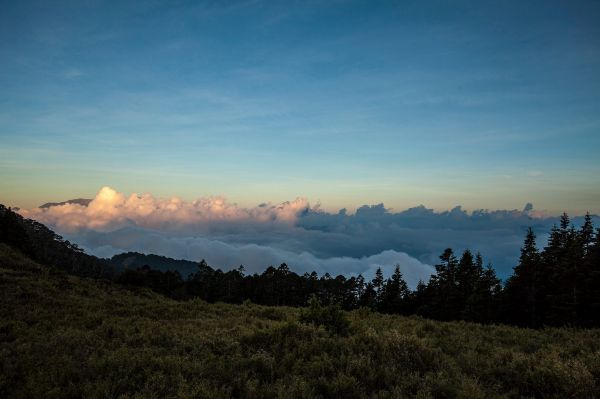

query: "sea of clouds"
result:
(18, 187), (596, 287)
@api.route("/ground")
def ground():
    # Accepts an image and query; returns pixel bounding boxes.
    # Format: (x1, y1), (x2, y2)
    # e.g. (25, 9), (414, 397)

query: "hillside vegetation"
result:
(1, 244), (599, 399)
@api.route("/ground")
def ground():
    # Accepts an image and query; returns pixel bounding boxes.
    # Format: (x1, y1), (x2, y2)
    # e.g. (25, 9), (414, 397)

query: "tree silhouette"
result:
(504, 228), (541, 327)
(379, 265), (409, 314)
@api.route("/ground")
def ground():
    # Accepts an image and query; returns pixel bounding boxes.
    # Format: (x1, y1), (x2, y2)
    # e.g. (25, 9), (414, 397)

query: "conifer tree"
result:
(372, 267), (384, 305)
(580, 213), (595, 255)
(426, 248), (460, 320)
(582, 227), (600, 326)
(504, 228), (541, 326)
(379, 264), (409, 314)
(359, 282), (377, 309)
(457, 249), (477, 310)
(463, 252), (500, 323)
(354, 274), (366, 302)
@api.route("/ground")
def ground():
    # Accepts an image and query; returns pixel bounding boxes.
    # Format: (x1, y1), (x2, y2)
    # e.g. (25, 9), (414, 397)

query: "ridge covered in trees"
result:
(0, 204), (113, 278)
(1, 204), (599, 327)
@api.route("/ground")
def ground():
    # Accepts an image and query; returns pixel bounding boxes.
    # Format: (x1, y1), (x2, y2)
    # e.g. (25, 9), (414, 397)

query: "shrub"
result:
(299, 295), (350, 336)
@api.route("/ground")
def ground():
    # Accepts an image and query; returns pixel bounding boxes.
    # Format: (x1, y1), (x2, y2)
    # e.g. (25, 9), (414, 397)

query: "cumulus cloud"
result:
(19, 186), (597, 283)
(21, 186), (311, 231)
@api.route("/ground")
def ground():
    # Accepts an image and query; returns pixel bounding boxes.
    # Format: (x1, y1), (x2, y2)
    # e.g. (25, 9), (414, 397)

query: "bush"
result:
(299, 295), (351, 336)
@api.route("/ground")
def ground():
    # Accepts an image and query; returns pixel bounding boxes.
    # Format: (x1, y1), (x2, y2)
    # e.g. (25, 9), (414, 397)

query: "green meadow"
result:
(1, 243), (599, 398)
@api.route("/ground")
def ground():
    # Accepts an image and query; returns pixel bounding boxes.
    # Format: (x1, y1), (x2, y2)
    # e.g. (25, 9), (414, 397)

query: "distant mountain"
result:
(111, 252), (200, 277)
(39, 198), (92, 208)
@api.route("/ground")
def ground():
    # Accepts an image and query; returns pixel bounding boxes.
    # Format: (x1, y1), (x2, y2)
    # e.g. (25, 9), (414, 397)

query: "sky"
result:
(1, 0), (599, 213)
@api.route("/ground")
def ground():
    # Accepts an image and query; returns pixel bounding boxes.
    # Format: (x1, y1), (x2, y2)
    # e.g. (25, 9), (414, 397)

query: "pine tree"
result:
(372, 267), (384, 306)
(359, 282), (377, 309)
(480, 263), (502, 322)
(541, 222), (566, 325)
(580, 213), (595, 255)
(457, 250), (477, 313)
(411, 279), (430, 316)
(504, 228), (541, 326)
(379, 264), (409, 314)
(354, 275), (366, 305)
(427, 248), (460, 320)
(582, 227), (600, 326)
(462, 252), (500, 323)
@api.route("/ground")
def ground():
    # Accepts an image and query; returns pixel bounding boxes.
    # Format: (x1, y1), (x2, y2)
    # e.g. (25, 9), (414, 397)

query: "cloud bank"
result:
(19, 187), (596, 284)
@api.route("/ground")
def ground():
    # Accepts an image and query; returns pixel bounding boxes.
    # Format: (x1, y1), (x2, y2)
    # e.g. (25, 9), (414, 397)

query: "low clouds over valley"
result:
(19, 187), (595, 286)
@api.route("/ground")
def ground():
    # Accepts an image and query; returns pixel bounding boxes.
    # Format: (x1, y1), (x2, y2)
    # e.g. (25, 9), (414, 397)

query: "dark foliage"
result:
(503, 213), (600, 327)
(115, 265), (186, 299)
(299, 295), (351, 336)
(0, 205), (113, 278)
(111, 252), (199, 277)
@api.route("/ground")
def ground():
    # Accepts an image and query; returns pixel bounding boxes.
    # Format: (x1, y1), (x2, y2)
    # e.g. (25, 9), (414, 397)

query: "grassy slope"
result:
(1, 244), (599, 399)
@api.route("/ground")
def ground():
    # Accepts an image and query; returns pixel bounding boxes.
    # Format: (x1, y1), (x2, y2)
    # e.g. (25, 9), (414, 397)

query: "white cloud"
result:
(77, 227), (435, 287)
(18, 186), (597, 282)
(20, 186), (311, 232)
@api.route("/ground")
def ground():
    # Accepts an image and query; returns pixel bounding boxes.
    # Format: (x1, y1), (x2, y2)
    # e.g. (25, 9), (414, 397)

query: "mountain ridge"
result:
(39, 198), (92, 208)
(111, 252), (200, 277)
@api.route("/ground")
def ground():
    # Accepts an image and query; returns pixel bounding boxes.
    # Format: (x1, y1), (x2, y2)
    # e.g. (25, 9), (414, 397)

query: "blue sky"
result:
(1, 0), (599, 213)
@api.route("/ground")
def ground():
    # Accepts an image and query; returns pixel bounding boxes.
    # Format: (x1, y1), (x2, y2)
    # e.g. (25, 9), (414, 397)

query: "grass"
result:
(1, 244), (599, 398)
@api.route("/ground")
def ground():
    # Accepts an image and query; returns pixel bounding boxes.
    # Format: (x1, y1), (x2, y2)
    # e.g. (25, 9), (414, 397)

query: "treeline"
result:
(1, 204), (599, 327)
(110, 213), (600, 328)
(503, 214), (600, 327)
(115, 251), (501, 322)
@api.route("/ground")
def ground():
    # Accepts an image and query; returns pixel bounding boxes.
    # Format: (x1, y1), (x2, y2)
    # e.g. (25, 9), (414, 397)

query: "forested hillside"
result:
(0, 204), (113, 278)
